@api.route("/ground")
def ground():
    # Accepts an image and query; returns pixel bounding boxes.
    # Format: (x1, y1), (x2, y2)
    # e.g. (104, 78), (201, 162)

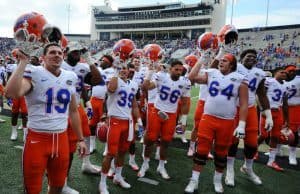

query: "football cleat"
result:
(129, 159), (139, 171)
(137, 162), (149, 178)
(289, 155), (298, 166)
(113, 176), (131, 189)
(180, 135), (188, 144)
(267, 161), (284, 172)
(98, 182), (109, 194)
(157, 166), (170, 180)
(184, 178), (198, 193)
(61, 185), (79, 194)
(10, 128), (18, 141)
(240, 165), (262, 185)
(81, 162), (101, 174)
(213, 173), (224, 194)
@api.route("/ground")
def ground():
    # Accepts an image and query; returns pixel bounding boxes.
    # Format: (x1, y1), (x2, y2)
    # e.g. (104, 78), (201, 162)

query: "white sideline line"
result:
(138, 177), (159, 185)
(14, 145), (24, 150)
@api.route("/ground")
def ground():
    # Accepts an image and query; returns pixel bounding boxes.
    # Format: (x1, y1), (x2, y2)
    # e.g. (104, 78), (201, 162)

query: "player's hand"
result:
(264, 109), (273, 132)
(16, 49), (30, 64)
(77, 140), (88, 158)
(85, 101), (93, 119)
(137, 118), (144, 138)
(233, 121), (246, 139)
(81, 50), (96, 66)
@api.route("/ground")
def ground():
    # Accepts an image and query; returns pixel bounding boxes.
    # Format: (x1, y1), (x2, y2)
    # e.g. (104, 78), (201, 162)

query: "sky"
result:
(0, 0), (299, 38)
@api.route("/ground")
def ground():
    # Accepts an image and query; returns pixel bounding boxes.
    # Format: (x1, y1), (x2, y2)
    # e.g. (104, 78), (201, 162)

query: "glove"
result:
(81, 50), (96, 65)
(85, 101), (93, 119)
(6, 98), (12, 107)
(175, 125), (184, 134)
(215, 44), (236, 60)
(233, 121), (246, 139)
(158, 110), (169, 120)
(199, 53), (211, 65)
(137, 118), (144, 138)
(264, 109), (273, 132)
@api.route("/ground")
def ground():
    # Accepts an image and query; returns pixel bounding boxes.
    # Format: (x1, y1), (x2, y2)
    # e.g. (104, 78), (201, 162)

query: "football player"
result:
(185, 53), (248, 193)
(61, 41), (103, 193)
(259, 67), (289, 171)
(138, 60), (191, 180)
(284, 65), (300, 165)
(99, 63), (141, 194)
(5, 43), (87, 194)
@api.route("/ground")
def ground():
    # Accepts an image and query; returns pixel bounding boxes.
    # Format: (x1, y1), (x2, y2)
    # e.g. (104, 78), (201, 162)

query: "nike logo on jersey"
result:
(30, 140), (40, 144)
(41, 79), (48, 82)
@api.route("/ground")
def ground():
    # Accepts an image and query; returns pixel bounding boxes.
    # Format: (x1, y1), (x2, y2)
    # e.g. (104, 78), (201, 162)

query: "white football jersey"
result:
(24, 66), (77, 131)
(91, 67), (115, 99)
(6, 63), (17, 73)
(204, 69), (248, 119)
(148, 70), (165, 104)
(61, 61), (90, 104)
(153, 72), (191, 113)
(236, 63), (265, 106)
(132, 68), (147, 86)
(265, 77), (287, 109)
(0, 66), (6, 85)
(286, 76), (300, 106)
(107, 78), (138, 119)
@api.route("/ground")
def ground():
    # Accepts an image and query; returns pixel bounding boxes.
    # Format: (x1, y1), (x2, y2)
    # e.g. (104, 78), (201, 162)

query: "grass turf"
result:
(0, 86), (299, 193)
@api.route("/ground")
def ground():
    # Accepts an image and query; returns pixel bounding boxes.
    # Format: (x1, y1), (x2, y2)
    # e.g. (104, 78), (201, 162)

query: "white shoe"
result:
(187, 147), (195, 157)
(18, 125), (23, 130)
(113, 176), (131, 189)
(181, 135), (188, 143)
(184, 178), (198, 193)
(289, 155), (298, 165)
(62, 185), (79, 194)
(137, 162), (149, 177)
(225, 167), (235, 187)
(89, 136), (96, 153)
(0, 118), (5, 123)
(129, 159), (139, 171)
(99, 183), (109, 194)
(240, 165), (262, 185)
(157, 166), (170, 179)
(81, 162), (101, 174)
(213, 173), (224, 193)
(107, 167), (115, 178)
(10, 129), (17, 141)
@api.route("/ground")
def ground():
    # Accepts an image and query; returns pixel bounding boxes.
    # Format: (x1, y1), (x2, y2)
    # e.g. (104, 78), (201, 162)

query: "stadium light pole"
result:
(230, 0), (234, 25)
(265, 0), (270, 27)
(67, 4), (71, 33)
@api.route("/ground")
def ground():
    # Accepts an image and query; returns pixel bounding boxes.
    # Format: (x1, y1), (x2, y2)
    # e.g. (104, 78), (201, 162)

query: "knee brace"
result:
(193, 152), (207, 166)
(244, 145), (257, 159)
(214, 155), (227, 170)
(227, 142), (239, 157)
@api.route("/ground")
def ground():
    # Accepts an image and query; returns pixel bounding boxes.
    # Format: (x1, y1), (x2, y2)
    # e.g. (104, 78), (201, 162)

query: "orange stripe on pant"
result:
(197, 114), (235, 157)
(23, 129), (69, 193)
(89, 97), (104, 127)
(67, 104), (90, 153)
(12, 96), (28, 114)
(107, 117), (131, 156)
(288, 105), (300, 132)
(146, 107), (177, 142)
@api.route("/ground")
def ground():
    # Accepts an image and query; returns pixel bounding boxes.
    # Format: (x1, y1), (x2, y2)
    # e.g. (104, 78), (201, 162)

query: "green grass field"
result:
(0, 86), (299, 194)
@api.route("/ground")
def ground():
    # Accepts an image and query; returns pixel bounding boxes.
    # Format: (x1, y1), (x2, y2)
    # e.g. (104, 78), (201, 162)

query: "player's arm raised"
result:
(141, 66), (156, 91)
(188, 60), (208, 84)
(5, 50), (32, 99)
